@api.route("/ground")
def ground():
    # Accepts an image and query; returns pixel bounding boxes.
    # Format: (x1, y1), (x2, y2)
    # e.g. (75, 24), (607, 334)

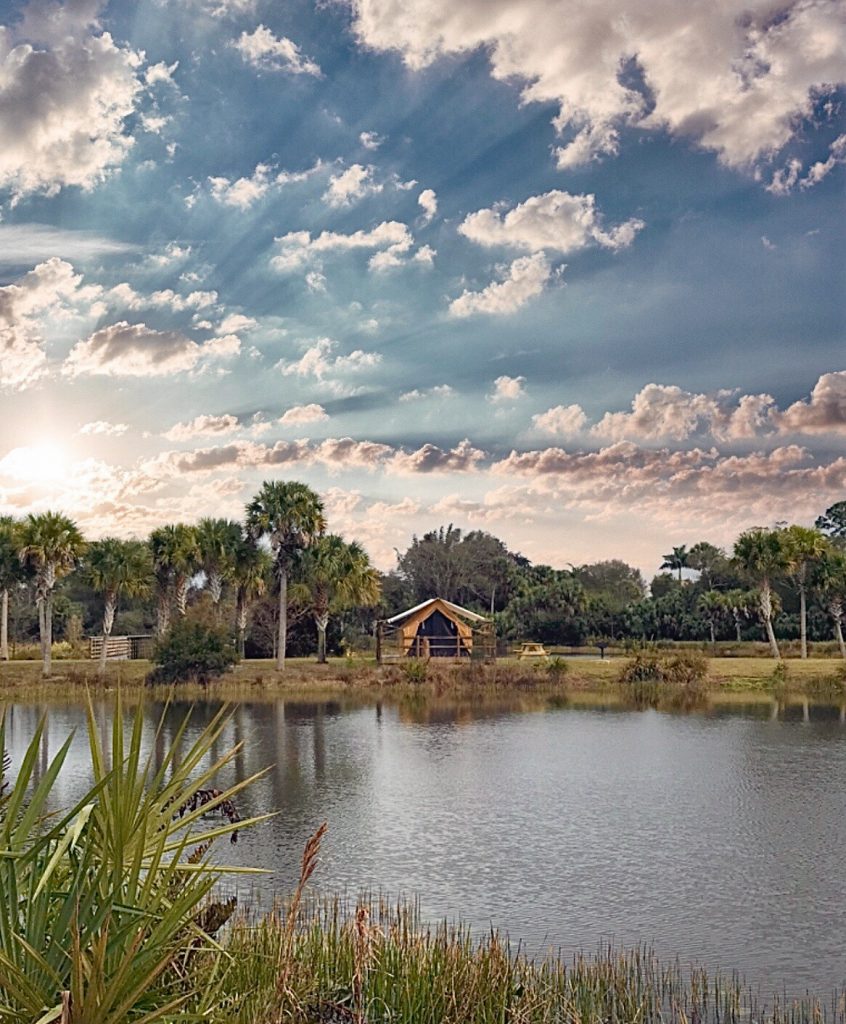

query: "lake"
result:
(3, 695), (846, 997)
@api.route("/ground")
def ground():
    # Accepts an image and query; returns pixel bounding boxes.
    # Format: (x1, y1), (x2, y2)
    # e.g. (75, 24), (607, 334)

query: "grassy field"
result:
(0, 652), (844, 706)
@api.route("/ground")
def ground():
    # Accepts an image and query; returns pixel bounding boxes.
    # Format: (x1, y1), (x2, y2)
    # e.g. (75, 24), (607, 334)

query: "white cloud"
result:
(489, 375), (527, 403)
(0, 8), (144, 198)
(459, 190), (644, 254)
(276, 337), (382, 381)
(209, 163), (273, 209)
(350, 0), (846, 174)
(233, 25), (320, 75)
(322, 163), (383, 207)
(164, 413), (241, 441)
(217, 313), (257, 334)
(532, 404), (588, 437)
(279, 403), (329, 425)
(359, 130), (383, 150)
(145, 60), (179, 87)
(272, 221), (413, 271)
(777, 371), (846, 434)
(80, 420), (130, 436)
(449, 253), (551, 317)
(63, 322), (240, 378)
(418, 188), (438, 223)
(107, 282), (218, 313)
(0, 258), (101, 389)
(0, 225), (135, 265)
(400, 384), (455, 402)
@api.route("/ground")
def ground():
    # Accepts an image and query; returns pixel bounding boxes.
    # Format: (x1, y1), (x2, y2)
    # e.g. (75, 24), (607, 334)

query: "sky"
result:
(0, 0), (844, 577)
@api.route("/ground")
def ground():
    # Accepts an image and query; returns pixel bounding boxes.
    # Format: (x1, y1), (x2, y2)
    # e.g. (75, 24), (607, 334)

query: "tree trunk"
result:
(760, 582), (781, 660)
(209, 572), (223, 613)
(156, 589), (171, 637)
(709, 620), (716, 654)
(43, 592), (53, 678)
(0, 588), (8, 661)
(99, 594), (117, 677)
(831, 599), (846, 659)
(799, 583), (808, 659)
(37, 598), (46, 664)
(236, 595), (248, 659)
(175, 576), (189, 617)
(276, 567), (287, 671)
(734, 612), (742, 643)
(316, 613), (329, 664)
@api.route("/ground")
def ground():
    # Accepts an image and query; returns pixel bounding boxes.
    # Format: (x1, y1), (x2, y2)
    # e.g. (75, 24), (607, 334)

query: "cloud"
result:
(271, 221), (413, 271)
(777, 371), (846, 434)
(275, 337), (382, 381)
(418, 188), (437, 223)
(322, 163), (383, 207)
(388, 438), (485, 474)
(399, 384), (455, 402)
(359, 130), (383, 150)
(233, 25), (320, 74)
(350, 0), (845, 174)
(532, 404), (588, 437)
(769, 134), (846, 194)
(279, 403), (329, 425)
(79, 420), (129, 436)
(163, 413), (241, 441)
(0, 224), (135, 265)
(108, 282), (218, 313)
(63, 322), (240, 378)
(449, 252), (551, 317)
(459, 190), (644, 254)
(217, 313), (257, 334)
(209, 163), (273, 208)
(0, 6), (145, 198)
(0, 258), (101, 389)
(489, 375), (527, 403)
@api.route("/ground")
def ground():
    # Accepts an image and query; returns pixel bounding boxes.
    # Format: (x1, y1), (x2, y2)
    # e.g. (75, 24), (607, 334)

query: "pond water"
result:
(3, 695), (846, 996)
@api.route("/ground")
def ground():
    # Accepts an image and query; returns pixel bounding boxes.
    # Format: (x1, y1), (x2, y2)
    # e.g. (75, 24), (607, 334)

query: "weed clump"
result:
(618, 651), (709, 710)
(147, 618), (238, 685)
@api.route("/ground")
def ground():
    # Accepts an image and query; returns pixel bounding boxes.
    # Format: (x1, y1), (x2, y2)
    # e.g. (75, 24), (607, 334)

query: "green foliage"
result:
(618, 650), (708, 686)
(0, 698), (265, 1023)
(401, 658), (428, 683)
(546, 656), (569, 680)
(148, 617), (239, 684)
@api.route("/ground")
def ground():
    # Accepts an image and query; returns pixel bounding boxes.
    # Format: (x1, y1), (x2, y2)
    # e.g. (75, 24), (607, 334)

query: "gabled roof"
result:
(385, 597), (489, 625)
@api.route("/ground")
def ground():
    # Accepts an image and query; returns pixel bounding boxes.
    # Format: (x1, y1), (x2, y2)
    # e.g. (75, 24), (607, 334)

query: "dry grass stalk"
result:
(276, 820), (327, 1001)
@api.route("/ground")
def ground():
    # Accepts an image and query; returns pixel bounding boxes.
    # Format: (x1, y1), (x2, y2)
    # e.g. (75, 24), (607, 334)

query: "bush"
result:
(618, 651), (709, 710)
(147, 618), (238, 685)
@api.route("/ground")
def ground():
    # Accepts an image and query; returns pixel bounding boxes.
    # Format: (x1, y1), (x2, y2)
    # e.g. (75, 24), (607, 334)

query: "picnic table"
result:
(516, 642), (549, 660)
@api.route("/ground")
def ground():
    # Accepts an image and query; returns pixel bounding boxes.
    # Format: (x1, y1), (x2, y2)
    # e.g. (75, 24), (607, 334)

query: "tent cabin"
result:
(376, 598), (495, 663)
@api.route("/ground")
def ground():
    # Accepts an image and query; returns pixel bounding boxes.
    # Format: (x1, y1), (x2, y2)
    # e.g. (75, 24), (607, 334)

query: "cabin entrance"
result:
(410, 608), (468, 658)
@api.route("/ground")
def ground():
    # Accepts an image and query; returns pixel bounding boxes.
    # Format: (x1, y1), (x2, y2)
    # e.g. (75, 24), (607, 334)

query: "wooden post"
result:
(375, 621), (382, 665)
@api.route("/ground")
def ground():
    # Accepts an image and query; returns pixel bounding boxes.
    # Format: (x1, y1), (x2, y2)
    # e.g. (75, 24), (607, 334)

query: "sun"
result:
(0, 444), (70, 485)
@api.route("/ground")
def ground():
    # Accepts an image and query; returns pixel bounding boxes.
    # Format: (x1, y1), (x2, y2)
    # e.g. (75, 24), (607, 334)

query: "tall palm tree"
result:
(780, 524), (828, 659)
(723, 589), (754, 643)
(660, 545), (690, 583)
(0, 517), (24, 662)
(196, 518), (242, 614)
(291, 535), (381, 663)
(231, 537), (271, 659)
(149, 524), (201, 634)
(84, 538), (153, 676)
(814, 545), (846, 660)
(697, 590), (724, 652)
(733, 527), (787, 660)
(245, 481), (326, 670)
(18, 511), (86, 677)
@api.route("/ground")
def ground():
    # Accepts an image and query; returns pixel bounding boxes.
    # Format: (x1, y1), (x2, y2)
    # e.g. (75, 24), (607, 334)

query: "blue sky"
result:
(0, 0), (844, 573)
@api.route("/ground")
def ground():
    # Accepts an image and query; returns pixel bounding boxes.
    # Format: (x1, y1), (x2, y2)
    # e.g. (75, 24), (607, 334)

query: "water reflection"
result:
(3, 694), (846, 996)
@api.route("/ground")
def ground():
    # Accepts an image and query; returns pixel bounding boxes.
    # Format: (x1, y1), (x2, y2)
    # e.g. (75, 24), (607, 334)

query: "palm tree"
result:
(85, 538), (153, 676)
(18, 511), (86, 677)
(814, 545), (846, 659)
(660, 545), (690, 583)
(780, 524), (828, 659)
(0, 517), (24, 662)
(697, 590), (724, 653)
(196, 518), (242, 614)
(149, 524), (201, 633)
(231, 537), (271, 659)
(245, 481), (326, 670)
(291, 535), (381, 663)
(733, 527), (787, 659)
(723, 589), (754, 643)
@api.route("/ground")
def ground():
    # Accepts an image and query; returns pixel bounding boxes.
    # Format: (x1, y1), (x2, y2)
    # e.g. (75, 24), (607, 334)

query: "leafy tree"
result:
(149, 524), (201, 634)
(733, 527), (787, 659)
(780, 524), (828, 658)
(0, 517), (25, 662)
(396, 524), (466, 604)
(650, 573), (680, 600)
(291, 535), (381, 662)
(815, 500), (846, 541)
(245, 481), (326, 670)
(698, 590), (724, 650)
(84, 538), (153, 675)
(574, 560), (645, 611)
(660, 545), (690, 583)
(231, 536), (272, 658)
(196, 518), (242, 612)
(18, 511), (86, 677)
(500, 567), (584, 645)
(687, 542), (730, 589)
(813, 546), (846, 659)
(149, 616), (238, 684)
(723, 589), (755, 642)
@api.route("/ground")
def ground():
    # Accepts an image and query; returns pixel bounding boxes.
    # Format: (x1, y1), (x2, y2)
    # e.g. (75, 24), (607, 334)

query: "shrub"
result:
(147, 618), (238, 685)
(546, 656), (569, 681)
(401, 658), (428, 683)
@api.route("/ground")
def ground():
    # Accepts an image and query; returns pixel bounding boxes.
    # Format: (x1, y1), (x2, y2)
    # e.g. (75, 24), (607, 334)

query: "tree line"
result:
(0, 481), (380, 677)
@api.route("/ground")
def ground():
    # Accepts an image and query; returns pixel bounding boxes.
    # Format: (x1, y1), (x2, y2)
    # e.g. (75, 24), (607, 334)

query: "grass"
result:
(0, 653), (844, 707)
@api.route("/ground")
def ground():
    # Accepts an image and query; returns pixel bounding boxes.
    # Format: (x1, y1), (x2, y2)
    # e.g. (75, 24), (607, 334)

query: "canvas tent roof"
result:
(385, 597), (490, 625)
